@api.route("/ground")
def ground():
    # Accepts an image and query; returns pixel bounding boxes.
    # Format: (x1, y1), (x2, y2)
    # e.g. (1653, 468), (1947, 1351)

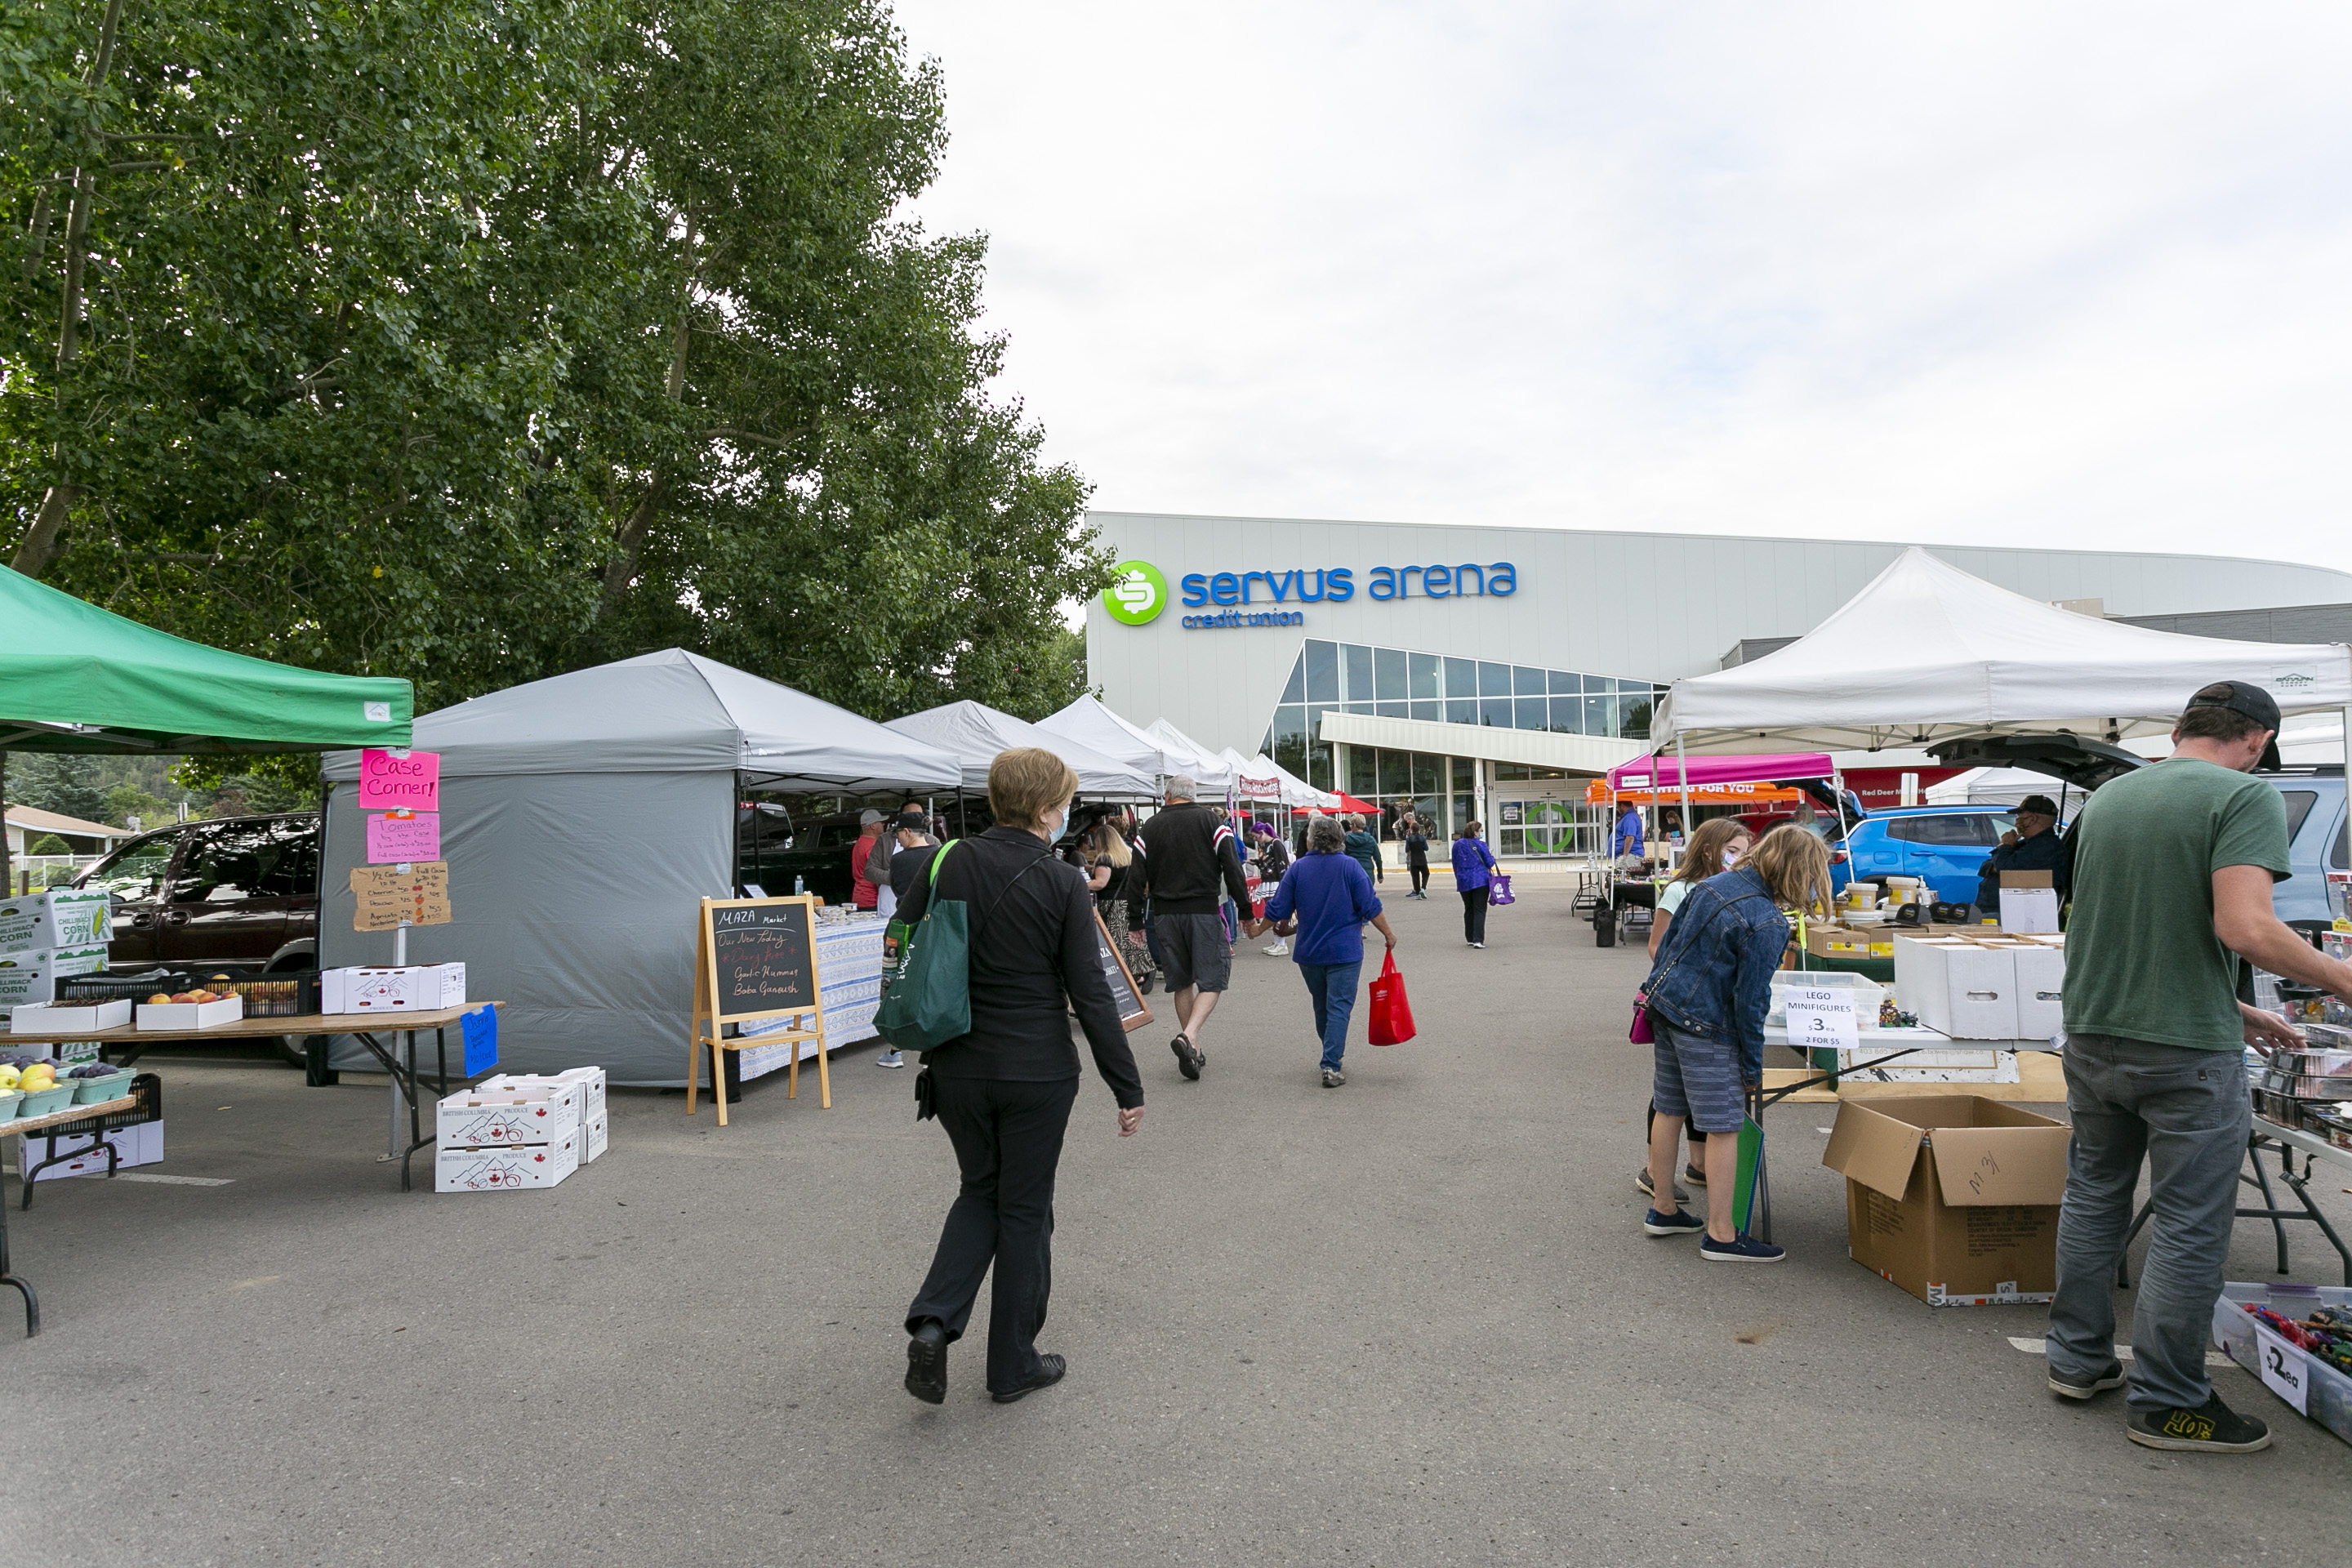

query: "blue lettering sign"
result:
(1209, 572), (1241, 605)
(1181, 573), (1209, 607)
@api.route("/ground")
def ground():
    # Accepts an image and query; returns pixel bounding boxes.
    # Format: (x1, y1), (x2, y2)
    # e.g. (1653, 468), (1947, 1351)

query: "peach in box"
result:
(136, 993), (244, 1031)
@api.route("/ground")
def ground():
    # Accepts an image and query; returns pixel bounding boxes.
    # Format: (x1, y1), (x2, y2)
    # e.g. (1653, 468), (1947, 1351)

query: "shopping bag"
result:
(1367, 951), (1417, 1045)
(1731, 1114), (1765, 1232)
(1488, 873), (1514, 906)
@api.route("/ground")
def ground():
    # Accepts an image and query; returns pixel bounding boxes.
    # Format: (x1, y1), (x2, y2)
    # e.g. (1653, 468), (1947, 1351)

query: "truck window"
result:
(2276, 790), (2318, 842)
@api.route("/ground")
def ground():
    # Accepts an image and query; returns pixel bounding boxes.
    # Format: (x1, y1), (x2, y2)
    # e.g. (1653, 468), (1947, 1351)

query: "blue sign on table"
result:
(461, 1005), (498, 1076)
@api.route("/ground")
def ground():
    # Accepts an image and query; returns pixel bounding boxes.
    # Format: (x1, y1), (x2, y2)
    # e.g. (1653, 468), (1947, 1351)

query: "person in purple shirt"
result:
(1245, 815), (1398, 1088)
(1451, 822), (1499, 947)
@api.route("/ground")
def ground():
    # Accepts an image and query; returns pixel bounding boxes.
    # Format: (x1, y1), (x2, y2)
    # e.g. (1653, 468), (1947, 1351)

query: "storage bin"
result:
(2212, 1283), (2352, 1448)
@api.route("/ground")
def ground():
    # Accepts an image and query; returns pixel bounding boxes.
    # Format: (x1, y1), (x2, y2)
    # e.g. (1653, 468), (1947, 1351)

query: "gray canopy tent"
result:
(318, 649), (960, 1085)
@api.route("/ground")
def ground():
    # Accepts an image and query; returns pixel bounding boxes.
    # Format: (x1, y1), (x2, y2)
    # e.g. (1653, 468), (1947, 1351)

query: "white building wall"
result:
(1084, 511), (2352, 756)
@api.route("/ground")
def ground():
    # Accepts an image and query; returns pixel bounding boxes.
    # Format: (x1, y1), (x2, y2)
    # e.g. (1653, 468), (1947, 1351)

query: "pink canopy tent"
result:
(1606, 752), (1835, 794)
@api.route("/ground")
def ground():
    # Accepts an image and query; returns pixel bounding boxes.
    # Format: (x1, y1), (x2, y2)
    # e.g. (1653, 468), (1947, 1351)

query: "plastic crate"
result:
(56, 970), (201, 1005)
(2212, 1282), (2352, 1448)
(229, 973), (317, 1018)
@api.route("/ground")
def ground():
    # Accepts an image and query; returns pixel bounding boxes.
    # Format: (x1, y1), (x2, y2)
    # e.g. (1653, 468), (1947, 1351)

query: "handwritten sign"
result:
(2254, 1321), (2310, 1414)
(1786, 985), (1859, 1052)
(358, 748), (441, 811)
(366, 810), (441, 863)
(350, 861), (452, 932)
(703, 898), (819, 1022)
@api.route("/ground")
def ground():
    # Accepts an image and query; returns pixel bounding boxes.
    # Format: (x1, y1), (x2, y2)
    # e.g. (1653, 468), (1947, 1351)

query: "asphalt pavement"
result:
(2, 879), (2345, 1565)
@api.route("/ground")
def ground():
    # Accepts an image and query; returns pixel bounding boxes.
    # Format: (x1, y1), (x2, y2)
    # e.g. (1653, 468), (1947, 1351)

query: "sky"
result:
(889, 2), (2352, 572)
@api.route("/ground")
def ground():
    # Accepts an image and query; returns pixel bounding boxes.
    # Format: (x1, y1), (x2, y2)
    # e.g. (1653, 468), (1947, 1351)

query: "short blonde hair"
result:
(987, 747), (1079, 831)
(1745, 823), (1833, 916)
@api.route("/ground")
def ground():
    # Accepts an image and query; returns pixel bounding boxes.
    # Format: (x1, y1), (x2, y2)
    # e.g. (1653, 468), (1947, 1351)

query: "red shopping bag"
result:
(1367, 951), (1416, 1045)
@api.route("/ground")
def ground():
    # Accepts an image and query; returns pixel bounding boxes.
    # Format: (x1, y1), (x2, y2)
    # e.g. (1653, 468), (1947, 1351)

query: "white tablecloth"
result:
(737, 915), (887, 1080)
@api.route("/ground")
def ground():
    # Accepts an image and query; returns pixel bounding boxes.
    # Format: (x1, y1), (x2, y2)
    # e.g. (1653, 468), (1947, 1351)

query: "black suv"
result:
(72, 813), (321, 973)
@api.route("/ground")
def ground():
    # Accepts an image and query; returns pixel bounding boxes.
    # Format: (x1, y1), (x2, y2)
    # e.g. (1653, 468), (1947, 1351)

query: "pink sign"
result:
(359, 748), (441, 811)
(367, 811), (442, 864)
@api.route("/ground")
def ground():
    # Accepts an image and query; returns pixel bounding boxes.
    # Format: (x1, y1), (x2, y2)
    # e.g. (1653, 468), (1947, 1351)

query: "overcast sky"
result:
(891, 3), (2352, 572)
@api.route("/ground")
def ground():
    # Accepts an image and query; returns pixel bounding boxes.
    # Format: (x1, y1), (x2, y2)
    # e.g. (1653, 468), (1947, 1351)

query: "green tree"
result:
(100, 781), (168, 827)
(4, 0), (1102, 721)
(9, 753), (110, 821)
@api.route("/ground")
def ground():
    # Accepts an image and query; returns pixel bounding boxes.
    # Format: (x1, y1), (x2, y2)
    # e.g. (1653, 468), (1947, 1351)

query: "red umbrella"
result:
(1315, 791), (1378, 814)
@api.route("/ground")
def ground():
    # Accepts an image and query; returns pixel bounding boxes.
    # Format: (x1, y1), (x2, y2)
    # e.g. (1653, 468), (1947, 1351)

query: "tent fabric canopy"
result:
(884, 700), (1156, 796)
(1141, 719), (1234, 790)
(1606, 751), (1835, 793)
(1036, 696), (1176, 781)
(322, 648), (959, 791)
(1657, 547), (2352, 755)
(0, 563), (412, 753)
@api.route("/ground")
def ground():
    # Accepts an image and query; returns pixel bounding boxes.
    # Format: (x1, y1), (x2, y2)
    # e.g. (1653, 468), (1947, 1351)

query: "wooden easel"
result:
(687, 896), (830, 1124)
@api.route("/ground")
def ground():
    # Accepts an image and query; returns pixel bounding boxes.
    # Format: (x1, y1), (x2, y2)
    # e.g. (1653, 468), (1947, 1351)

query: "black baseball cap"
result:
(2184, 679), (2283, 769)
(2016, 795), (2060, 817)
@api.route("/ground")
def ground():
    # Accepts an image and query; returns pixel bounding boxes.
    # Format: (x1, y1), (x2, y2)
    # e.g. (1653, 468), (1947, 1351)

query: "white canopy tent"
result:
(1142, 718), (1235, 790)
(1243, 750), (1331, 808)
(1658, 547), (2352, 755)
(1926, 768), (2078, 808)
(1036, 696), (1177, 782)
(884, 700), (1156, 797)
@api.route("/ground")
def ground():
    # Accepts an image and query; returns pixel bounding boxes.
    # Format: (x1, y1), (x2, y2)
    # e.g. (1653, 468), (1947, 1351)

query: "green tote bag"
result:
(875, 843), (968, 1052)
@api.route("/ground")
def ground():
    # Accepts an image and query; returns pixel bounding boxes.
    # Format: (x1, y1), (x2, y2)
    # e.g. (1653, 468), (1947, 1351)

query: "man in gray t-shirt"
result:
(2047, 681), (2352, 1454)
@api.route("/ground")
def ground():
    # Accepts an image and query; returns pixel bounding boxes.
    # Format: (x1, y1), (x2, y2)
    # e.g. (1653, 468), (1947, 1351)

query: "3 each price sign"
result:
(2253, 1321), (2311, 1415)
(1785, 985), (1860, 1053)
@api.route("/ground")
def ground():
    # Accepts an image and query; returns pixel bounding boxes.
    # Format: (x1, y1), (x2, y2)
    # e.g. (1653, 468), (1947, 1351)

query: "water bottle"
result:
(794, 875), (804, 897)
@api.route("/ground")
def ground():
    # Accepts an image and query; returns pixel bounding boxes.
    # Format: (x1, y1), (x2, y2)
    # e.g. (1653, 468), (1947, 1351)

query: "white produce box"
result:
(322, 963), (466, 1014)
(0, 889), (113, 958)
(436, 1081), (585, 1147)
(11, 997), (132, 1034)
(435, 1133), (579, 1192)
(136, 994), (243, 1031)
(16, 1120), (163, 1180)
(1893, 937), (2020, 1040)
(1990, 940), (2065, 1039)
(475, 1066), (604, 1116)
(582, 1108), (608, 1164)
(0, 945), (109, 1009)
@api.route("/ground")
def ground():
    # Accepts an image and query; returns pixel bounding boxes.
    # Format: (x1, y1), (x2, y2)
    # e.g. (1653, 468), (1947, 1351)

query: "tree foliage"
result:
(2, 0), (1104, 722)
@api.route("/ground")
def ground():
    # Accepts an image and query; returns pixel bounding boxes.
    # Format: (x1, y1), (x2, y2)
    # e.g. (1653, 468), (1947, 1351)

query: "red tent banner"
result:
(1587, 779), (1802, 807)
(1606, 751), (1834, 794)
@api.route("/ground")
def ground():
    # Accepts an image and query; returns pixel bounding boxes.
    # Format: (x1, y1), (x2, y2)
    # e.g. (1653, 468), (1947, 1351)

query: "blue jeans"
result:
(2047, 1031), (2248, 1412)
(1299, 960), (1362, 1071)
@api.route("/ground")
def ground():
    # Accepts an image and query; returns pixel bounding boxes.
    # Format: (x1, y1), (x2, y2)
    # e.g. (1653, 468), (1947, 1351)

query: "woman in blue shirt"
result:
(1451, 822), (1499, 947)
(1246, 815), (1397, 1087)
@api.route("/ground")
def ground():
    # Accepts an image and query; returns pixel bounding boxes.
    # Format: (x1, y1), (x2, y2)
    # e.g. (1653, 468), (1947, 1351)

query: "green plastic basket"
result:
(15, 1082), (77, 1118)
(73, 1071), (131, 1104)
(0, 1089), (20, 1124)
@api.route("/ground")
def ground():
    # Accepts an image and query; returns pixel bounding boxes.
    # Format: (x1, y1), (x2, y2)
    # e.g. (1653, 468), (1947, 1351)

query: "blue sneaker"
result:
(1700, 1232), (1785, 1263)
(1643, 1208), (1706, 1236)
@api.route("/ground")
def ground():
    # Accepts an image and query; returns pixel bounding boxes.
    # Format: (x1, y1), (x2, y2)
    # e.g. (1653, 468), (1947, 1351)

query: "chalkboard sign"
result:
(1093, 910), (1153, 1033)
(702, 896), (819, 1022)
(688, 896), (831, 1123)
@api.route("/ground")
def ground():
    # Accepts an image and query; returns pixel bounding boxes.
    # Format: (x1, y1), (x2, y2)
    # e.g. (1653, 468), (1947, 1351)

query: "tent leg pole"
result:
(1676, 733), (1690, 864)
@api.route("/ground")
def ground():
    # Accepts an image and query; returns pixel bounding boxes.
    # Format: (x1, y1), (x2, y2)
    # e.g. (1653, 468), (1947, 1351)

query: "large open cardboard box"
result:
(1820, 1094), (2071, 1306)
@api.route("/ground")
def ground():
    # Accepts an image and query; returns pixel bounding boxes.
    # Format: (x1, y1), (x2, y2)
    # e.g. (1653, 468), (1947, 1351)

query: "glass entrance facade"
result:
(1261, 639), (1664, 790)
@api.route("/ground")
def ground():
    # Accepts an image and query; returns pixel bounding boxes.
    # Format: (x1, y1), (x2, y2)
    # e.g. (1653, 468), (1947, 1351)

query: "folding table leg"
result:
(0, 1192), (37, 1337)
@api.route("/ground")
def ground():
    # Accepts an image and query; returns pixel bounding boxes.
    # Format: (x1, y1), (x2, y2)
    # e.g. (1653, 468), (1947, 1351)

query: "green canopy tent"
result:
(0, 564), (412, 888)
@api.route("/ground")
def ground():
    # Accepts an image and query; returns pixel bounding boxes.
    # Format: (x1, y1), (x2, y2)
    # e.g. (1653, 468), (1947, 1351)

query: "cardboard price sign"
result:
(2253, 1321), (2311, 1415)
(350, 862), (452, 932)
(1786, 986), (1859, 1051)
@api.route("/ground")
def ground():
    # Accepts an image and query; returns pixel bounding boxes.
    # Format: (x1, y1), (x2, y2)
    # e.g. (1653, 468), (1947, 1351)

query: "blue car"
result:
(2261, 767), (2346, 931)
(1841, 804), (2030, 907)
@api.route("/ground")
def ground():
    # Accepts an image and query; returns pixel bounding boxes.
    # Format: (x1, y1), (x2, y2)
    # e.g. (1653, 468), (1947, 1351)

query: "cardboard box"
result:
(435, 1133), (580, 1192)
(1998, 871), (2060, 934)
(1821, 1095), (2070, 1305)
(0, 889), (113, 958)
(16, 1120), (163, 1180)
(322, 963), (466, 1014)
(1993, 940), (2065, 1039)
(1892, 936), (2020, 1039)
(1806, 924), (1894, 960)
(136, 994), (244, 1031)
(0, 945), (110, 1010)
(1829, 1049), (2020, 1084)
(477, 1066), (605, 1117)
(581, 1107), (608, 1164)
(435, 1082), (585, 1147)
(11, 996), (132, 1034)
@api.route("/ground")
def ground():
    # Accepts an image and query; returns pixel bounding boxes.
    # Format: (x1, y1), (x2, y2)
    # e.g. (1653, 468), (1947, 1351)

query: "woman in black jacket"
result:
(899, 748), (1147, 1405)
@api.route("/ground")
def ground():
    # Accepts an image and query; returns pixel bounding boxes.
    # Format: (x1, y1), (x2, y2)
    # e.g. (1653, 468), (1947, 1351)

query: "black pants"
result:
(1407, 853), (1429, 894)
(1460, 884), (1489, 943)
(906, 1075), (1080, 1393)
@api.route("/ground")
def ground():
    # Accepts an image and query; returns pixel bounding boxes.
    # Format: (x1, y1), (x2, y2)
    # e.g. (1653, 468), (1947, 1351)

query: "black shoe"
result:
(904, 1321), (947, 1405)
(991, 1352), (1067, 1404)
(1683, 1163), (1708, 1188)
(1171, 1035), (1203, 1080)
(2048, 1359), (2125, 1400)
(1634, 1168), (1691, 1204)
(2127, 1393), (2270, 1452)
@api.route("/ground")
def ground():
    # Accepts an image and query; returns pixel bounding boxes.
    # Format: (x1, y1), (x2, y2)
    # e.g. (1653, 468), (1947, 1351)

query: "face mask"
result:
(1720, 849), (1741, 868)
(1046, 808), (1071, 842)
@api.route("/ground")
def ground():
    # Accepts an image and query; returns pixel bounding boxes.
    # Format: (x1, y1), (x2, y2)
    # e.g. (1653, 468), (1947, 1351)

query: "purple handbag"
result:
(1628, 992), (1655, 1044)
(1489, 871), (1514, 906)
